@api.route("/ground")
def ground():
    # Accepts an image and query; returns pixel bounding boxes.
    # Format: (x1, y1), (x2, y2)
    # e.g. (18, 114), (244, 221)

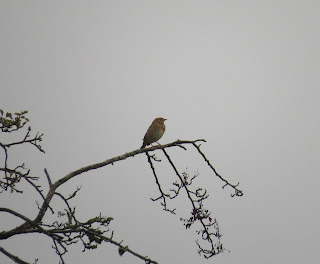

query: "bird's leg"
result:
(156, 142), (164, 148)
(149, 142), (162, 149)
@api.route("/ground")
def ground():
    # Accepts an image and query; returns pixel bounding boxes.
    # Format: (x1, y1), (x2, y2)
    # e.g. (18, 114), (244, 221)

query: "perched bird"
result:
(141, 117), (167, 149)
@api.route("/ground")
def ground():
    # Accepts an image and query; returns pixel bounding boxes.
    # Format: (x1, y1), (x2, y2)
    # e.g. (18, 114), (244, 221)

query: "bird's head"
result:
(154, 117), (167, 124)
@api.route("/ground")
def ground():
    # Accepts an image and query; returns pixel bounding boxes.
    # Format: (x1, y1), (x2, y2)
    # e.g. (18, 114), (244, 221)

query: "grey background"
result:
(1, 1), (319, 263)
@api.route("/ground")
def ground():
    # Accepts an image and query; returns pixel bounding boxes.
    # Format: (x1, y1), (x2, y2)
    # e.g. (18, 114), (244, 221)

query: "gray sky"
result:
(1, 1), (319, 263)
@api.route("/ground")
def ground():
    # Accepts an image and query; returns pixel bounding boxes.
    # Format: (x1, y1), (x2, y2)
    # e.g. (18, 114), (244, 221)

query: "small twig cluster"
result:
(145, 141), (239, 258)
(0, 110), (44, 193)
(0, 110), (29, 133)
(40, 189), (114, 262)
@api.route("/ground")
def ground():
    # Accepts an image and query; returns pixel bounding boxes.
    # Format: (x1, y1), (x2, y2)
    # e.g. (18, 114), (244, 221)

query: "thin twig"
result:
(0, 246), (30, 264)
(192, 142), (243, 197)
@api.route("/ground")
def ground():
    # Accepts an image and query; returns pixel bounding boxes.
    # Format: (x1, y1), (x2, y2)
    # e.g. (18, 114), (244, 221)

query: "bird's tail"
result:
(140, 143), (146, 149)
(140, 140), (148, 149)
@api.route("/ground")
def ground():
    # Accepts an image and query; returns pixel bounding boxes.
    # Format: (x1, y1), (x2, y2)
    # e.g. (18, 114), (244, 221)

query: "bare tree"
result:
(0, 109), (243, 264)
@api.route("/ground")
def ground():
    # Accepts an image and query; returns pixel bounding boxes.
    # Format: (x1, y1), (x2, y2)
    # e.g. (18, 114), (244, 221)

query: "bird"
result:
(140, 117), (167, 149)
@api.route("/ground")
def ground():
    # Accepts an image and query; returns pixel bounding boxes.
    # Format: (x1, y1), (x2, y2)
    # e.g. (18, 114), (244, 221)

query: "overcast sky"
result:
(1, 1), (320, 263)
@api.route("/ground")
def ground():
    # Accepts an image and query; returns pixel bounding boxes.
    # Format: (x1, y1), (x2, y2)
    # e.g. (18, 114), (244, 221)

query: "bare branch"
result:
(3, 129), (45, 153)
(44, 168), (52, 186)
(0, 208), (39, 229)
(191, 142), (243, 197)
(0, 246), (30, 264)
(0, 142), (9, 186)
(146, 152), (176, 214)
(161, 149), (223, 257)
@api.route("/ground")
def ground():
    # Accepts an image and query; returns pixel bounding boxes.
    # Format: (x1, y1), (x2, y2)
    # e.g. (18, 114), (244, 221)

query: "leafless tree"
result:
(0, 109), (243, 264)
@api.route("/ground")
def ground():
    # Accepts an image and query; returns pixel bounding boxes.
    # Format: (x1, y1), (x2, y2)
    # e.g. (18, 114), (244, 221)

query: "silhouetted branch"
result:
(0, 114), (44, 192)
(4, 129), (44, 153)
(0, 208), (40, 230)
(140, 140), (243, 258)
(191, 142), (243, 197)
(146, 152), (176, 214)
(162, 149), (223, 257)
(44, 168), (52, 186)
(0, 246), (30, 264)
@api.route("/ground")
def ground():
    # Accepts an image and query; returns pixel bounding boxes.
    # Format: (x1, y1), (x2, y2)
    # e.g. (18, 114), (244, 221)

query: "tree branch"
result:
(0, 246), (30, 264)
(191, 142), (243, 197)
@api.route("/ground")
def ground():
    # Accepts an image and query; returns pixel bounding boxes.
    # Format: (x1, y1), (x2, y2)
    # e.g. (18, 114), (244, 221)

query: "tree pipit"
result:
(140, 117), (167, 149)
